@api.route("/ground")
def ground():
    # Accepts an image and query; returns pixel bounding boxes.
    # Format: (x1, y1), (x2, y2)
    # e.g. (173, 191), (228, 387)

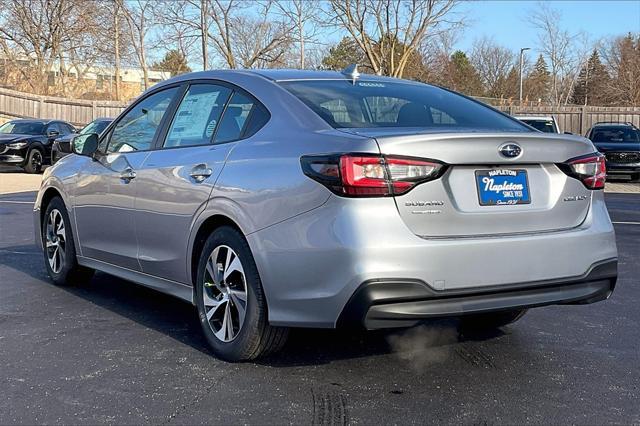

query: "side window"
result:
(46, 123), (60, 135)
(242, 103), (270, 138)
(214, 91), (255, 144)
(430, 107), (457, 125)
(107, 87), (178, 153)
(164, 84), (232, 148)
(60, 123), (74, 134)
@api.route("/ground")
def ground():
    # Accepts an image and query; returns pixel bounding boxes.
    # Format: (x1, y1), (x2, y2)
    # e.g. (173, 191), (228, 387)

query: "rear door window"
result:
(164, 84), (232, 148)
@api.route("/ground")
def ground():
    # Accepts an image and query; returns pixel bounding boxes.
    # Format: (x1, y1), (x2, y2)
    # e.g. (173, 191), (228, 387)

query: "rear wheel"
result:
(42, 197), (94, 285)
(458, 309), (527, 331)
(195, 226), (288, 361)
(23, 148), (43, 174)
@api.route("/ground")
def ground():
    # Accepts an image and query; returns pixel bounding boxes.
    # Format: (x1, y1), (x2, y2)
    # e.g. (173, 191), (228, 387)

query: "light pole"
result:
(519, 47), (531, 106)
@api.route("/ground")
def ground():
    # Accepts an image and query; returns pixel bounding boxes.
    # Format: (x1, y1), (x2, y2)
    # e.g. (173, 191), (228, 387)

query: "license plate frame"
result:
(475, 169), (531, 206)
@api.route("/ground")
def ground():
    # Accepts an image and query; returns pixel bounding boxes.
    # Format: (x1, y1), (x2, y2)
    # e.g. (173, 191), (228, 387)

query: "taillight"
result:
(564, 153), (606, 189)
(301, 154), (446, 197)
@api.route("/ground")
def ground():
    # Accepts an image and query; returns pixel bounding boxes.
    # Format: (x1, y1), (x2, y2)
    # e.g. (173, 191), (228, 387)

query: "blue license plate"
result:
(475, 169), (531, 206)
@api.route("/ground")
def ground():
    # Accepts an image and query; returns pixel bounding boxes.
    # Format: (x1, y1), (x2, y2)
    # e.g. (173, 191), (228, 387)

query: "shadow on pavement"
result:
(1, 242), (508, 366)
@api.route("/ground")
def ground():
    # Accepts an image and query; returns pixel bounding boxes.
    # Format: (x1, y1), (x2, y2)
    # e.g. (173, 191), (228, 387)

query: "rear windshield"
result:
(0, 121), (44, 135)
(280, 80), (529, 132)
(591, 127), (640, 143)
(520, 119), (556, 133)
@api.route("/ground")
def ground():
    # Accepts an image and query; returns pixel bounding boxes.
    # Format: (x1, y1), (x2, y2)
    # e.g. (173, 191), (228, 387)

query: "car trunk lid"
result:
(343, 129), (597, 237)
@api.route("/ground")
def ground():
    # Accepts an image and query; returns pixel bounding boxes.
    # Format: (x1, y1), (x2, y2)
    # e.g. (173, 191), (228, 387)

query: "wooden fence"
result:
(495, 105), (640, 135)
(0, 87), (127, 126)
(0, 86), (638, 134)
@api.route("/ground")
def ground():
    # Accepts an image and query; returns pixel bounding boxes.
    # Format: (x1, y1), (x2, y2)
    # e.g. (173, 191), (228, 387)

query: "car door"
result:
(73, 86), (180, 270)
(134, 83), (262, 284)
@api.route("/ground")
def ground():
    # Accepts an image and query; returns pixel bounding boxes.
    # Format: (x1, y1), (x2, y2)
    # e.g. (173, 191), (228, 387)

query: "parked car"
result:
(0, 119), (75, 173)
(34, 68), (618, 361)
(51, 118), (113, 165)
(586, 122), (640, 181)
(514, 115), (560, 133)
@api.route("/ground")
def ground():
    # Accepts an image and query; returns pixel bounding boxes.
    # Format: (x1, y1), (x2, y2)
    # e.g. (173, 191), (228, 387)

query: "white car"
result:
(515, 115), (560, 134)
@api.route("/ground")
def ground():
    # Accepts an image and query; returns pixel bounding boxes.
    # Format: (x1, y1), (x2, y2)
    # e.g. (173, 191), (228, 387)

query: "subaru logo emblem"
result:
(499, 143), (522, 158)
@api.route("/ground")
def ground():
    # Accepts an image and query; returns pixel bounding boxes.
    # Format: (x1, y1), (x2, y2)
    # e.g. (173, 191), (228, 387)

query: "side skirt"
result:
(77, 256), (195, 304)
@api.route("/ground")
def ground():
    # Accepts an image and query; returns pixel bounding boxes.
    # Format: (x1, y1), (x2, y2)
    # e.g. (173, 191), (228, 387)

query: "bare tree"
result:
(119, 0), (155, 91)
(528, 2), (587, 106)
(275, 0), (321, 69)
(326, 0), (460, 78)
(0, 0), (95, 94)
(600, 33), (640, 106)
(161, 0), (211, 70)
(471, 37), (517, 99)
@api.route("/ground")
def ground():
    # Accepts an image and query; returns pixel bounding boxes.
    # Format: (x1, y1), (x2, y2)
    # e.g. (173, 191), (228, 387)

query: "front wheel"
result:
(195, 226), (288, 361)
(42, 196), (94, 285)
(458, 309), (527, 331)
(23, 148), (43, 174)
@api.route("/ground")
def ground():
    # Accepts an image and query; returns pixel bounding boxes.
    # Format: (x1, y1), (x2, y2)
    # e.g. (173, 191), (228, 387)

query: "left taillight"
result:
(564, 153), (606, 189)
(301, 154), (446, 197)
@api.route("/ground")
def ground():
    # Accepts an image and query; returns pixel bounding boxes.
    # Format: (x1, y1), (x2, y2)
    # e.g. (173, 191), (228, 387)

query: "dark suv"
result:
(0, 119), (76, 173)
(586, 122), (640, 181)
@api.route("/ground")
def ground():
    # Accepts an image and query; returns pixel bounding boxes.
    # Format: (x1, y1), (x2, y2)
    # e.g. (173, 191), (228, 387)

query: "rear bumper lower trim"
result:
(337, 259), (617, 329)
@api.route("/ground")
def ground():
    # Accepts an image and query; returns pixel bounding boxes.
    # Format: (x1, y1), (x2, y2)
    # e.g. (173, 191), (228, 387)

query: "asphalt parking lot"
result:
(1, 188), (639, 424)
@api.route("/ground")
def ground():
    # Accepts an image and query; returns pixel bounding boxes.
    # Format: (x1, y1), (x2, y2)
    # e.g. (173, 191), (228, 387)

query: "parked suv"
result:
(0, 119), (76, 173)
(51, 118), (113, 165)
(35, 69), (618, 361)
(586, 122), (640, 181)
(514, 115), (560, 133)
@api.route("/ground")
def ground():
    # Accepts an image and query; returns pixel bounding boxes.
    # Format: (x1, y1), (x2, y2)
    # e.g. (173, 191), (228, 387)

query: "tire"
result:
(195, 226), (288, 361)
(23, 148), (44, 174)
(42, 196), (94, 286)
(458, 309), (527, 331)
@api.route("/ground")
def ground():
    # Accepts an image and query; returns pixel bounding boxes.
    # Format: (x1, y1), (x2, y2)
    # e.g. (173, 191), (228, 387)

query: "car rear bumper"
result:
(337, 259), (617, 329)
(249, 191), (618, 328)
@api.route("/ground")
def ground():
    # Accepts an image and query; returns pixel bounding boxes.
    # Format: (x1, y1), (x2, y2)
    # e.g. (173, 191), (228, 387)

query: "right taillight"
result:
(564, 153), (606, 189)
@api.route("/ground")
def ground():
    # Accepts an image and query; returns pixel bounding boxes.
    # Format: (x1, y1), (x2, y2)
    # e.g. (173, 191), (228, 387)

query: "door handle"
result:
(120, 168), (136, 182)
(189, 164), (213, 183)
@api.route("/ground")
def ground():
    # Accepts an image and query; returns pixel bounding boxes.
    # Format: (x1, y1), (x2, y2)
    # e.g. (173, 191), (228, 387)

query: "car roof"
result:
(591, 122), (636, 128)
(9, 118), (70, 125)
(514, 116), (555, 121)
(155, 68), (424, 90)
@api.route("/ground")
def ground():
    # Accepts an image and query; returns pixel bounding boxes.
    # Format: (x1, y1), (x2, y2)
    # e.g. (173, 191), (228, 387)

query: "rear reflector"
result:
(301, 154), (446, 197)
(564, 153), (606, 189)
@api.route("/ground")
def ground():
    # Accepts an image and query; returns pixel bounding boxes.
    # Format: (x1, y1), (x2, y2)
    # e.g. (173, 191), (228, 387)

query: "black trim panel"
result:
(337, 259), (618, 329)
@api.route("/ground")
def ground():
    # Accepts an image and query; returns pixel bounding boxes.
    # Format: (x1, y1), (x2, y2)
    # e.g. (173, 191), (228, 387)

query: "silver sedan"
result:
(34, 68), (618, 361)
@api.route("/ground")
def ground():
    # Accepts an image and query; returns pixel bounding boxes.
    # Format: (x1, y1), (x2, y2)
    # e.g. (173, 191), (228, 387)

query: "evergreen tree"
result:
(321, 37), (367, 71)
(524, 55), (551, 104)
(447, 50), (484, 95)
(152, 50), (191, 77)
(571, 50), (611, 105)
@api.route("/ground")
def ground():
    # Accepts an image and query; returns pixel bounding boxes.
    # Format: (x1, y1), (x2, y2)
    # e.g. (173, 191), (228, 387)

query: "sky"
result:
(454, 0), (640, 53)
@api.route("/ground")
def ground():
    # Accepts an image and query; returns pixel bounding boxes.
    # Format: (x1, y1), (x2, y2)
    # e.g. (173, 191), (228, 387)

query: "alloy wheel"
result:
(45, 209), (66, 273)
(202, 245), (248, 342)
(31, 150), (42, 171)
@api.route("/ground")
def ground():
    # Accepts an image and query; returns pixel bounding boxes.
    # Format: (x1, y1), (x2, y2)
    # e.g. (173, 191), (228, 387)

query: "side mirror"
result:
(72, 133), (99, 157)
